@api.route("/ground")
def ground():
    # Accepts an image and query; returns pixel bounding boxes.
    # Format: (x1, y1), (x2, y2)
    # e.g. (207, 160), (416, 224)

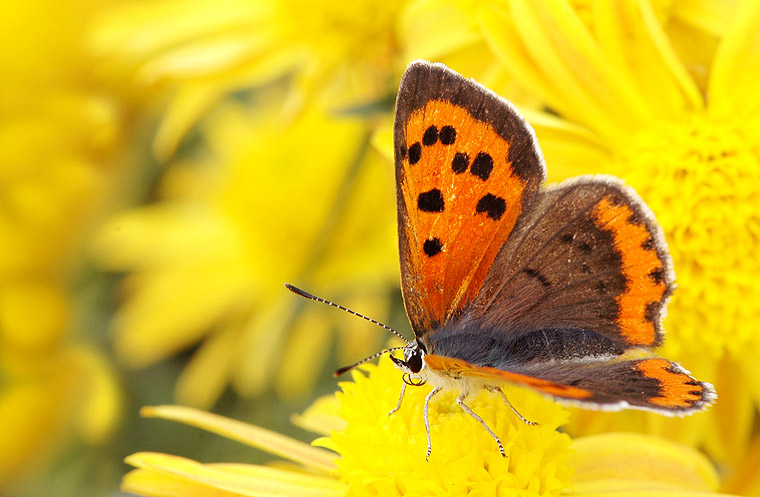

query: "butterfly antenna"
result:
(285, 284), (410, 377)
(284, 284), (410, 344)
(333, 346), (407, 377)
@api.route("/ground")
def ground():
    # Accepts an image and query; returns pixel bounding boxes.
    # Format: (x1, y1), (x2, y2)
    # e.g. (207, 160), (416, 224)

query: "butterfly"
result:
(288, 60), (715, 460)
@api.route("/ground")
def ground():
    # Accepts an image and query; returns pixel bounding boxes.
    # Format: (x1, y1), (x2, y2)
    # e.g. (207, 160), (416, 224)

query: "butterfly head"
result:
(389, 339), (428, 386)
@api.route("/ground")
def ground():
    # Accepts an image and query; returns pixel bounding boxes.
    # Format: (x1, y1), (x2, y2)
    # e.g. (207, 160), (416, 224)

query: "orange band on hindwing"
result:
(424, 354), (593, 400)
(635, 359), (707, 408)
(591, 196), (668, 346)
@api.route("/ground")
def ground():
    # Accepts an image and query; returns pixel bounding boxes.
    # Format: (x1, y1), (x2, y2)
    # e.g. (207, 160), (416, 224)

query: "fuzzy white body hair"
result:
(415, 359), (497, 397)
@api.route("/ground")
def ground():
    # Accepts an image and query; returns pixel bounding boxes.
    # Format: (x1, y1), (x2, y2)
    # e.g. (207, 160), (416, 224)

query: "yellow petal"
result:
(572, 433), (719, 493)
(123, 468), (237, 497)
(0, 379), (67, 489)
(114, 265), (252, 367)
(275, 306), (334, 399)
(152, 83), (226, 162)
(0, 280), (68, 354)
(232, 298), (292, 398)
(141, 405), (337, 473)
(722, 434), (760, 496)
(125, 453), (345, 497)
(291, 395), (346, 436)
(673, 0), (739, 38)
(709, 0), (760, 115)
(703, 358), (753, 464)
(91, 0), (272, 59)
(175, 324), (240, 409)
(501, 0), (649, 136)
(67, 346), (122, 445)
(399, 0), (480, 62)
(479, 7), (568, 116)
(637, 0), (703, 112)
(369, 124), (393, 164)
(521, 108), (611, 181)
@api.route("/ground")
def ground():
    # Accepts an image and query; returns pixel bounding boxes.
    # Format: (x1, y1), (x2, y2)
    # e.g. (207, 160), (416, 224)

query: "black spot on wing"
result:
(418, 189), (444, 212)
(470, 152), (494, 180)
(649, 267), (665, 285)
(523, 268), (551, 289)
(476, 193), (506, 221)
(422, 125), (438, 146)
(627, 212), (644, 225)
(452, 152), (469, 174)
(423, 237), (442, 257)
(408, 142), (421, 164)
(644, 301), (659, 323)
(578, 241), (593, 254)
(439, 125), (456, 144)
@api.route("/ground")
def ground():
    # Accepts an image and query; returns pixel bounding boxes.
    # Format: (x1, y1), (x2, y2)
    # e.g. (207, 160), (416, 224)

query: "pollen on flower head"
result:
(614, 111), (760, 360)
(321, 359), (573, 497)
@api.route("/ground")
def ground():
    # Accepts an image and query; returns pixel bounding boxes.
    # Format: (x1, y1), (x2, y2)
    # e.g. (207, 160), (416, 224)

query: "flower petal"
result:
(572, 433), (719, 493)
(520, 108), (611, 181)
(141, 405), (337, 472)
(709, 0), (760, 115)
(123, 468), (237, 497)
(125, 452), (345, 497)
(291, 395), (346, 436)
(484, 0), (650, 138)
(175, 324), (240, 409)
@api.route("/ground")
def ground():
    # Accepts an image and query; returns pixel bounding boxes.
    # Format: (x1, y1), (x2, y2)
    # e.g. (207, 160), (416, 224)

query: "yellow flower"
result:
(122, 359), (724, 497)
(92, 100), (397, 408)
(0, 0), (129, 489)
(91, 0), (410, 159)
(477, 0), (760, 469)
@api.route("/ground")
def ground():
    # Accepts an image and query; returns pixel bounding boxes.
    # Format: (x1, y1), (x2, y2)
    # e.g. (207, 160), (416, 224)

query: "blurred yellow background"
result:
(1, 0), (759, 496)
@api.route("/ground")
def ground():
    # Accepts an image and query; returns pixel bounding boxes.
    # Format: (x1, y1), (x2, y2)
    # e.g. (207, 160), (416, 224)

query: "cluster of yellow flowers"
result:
(2, 0), (759, 496)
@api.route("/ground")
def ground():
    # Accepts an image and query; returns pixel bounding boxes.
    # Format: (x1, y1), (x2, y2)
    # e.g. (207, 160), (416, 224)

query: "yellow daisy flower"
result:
(92, 99), (397, 408)
(476, 0), (760, 467)
(0, 0), (130, 490)
(91, 0), (410, 160)
(122, 359), (724, 497)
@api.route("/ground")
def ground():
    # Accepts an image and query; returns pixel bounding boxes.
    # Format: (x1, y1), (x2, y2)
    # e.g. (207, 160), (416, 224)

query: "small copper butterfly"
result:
(288, 60), (715, 459)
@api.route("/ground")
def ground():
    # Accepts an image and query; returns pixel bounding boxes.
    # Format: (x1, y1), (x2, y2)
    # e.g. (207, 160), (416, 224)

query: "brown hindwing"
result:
(473, 176), (674, 349)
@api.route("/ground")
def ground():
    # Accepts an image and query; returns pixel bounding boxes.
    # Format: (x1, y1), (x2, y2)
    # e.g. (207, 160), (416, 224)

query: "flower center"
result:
(329, 361), (573, 497)
(613, 111), (760, 359)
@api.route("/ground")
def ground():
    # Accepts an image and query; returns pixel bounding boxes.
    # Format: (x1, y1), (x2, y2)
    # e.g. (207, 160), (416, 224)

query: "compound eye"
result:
(407, 349), (423, 373)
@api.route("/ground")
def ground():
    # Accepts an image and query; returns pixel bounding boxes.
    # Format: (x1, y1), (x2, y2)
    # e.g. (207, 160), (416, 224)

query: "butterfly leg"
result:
(456, 392), (506, 457)
(389, 382), (407, 415)
(424, 386), (442, 461)
(487, 386), (539, 426)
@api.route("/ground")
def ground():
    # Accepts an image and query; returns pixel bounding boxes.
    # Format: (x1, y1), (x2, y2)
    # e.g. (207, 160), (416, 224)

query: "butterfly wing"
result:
(425, 352), (715, 414)
(422, 176), (706, 412)
(394, 61), (546, 336)
(469, 176), (674, 349)
(392, 61), (712, 416)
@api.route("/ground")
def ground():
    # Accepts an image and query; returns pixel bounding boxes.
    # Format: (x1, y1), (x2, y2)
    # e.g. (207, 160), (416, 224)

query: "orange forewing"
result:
(591, 196), (668, 346)
(400, 100), (528, 329)
(424, 354), (593, 400)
